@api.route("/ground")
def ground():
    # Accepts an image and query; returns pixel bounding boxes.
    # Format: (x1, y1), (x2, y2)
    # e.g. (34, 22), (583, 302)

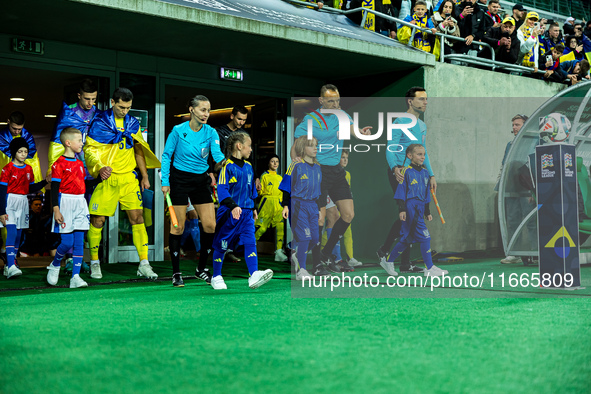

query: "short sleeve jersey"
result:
(0, 162), (34, 194)
(294, 108), (353, 166)
(51, 156), (86, 195)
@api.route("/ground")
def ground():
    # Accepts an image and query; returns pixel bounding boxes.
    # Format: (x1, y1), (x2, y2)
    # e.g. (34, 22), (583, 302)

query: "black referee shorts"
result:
(169, 166), (213, 206)
(319, 164), (352, 209)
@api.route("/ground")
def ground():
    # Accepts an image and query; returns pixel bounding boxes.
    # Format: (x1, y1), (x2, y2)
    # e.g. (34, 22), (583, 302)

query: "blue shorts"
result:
(400, 198), (430, 244)
(290, 198), (319, 243)
(213, 205), (256, 252)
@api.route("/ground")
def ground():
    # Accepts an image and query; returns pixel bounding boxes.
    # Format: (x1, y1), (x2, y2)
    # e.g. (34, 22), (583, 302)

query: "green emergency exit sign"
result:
(220, 67), (243, 81)
(12, 38), (44, 55)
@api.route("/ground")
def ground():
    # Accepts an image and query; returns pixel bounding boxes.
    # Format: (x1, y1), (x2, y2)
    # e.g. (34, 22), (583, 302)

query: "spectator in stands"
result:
(542, 44), (567, 82)
(455, 0), (481, 53)
(562, 59), (591, 85)
(512, 4), (526, 29)
(517, 11), (544, 72)
(541, 23), (565, 55)
(432, 0), (460, 55)
(564, 17), (576, 36)
(584, 20), (591, 39)
(573, 22), (591, 53)
(376, 0), (398, 39)
(479, 16), (520, 64)
(563, 36), (585, 61)
(314, 1), (341, 10)
(402, 0), (437, 53)
(476, 0), (502, 43)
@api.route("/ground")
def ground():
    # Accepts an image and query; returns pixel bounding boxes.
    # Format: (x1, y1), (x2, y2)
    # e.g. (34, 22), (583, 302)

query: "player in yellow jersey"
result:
(255, 155), (287, 262)
(84, 88), (161, 280)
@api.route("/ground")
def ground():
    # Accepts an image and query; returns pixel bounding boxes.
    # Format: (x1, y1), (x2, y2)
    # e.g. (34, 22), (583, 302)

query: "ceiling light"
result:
(44, 114), (57, 118)
(10, 98), (25, 102)
(0, 122), (7, 126)
(174, 104), (255, 118)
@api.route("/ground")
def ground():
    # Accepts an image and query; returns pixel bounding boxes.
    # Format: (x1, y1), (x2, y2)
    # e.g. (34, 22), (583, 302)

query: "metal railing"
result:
(284, 0), (545, 75)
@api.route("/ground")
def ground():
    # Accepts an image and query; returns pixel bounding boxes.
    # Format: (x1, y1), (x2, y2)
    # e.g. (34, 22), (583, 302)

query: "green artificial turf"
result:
(1, 257), (590, 393)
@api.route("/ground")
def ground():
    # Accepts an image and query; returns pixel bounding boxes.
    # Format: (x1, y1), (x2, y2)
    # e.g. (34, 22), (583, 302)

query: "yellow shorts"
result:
(89, 172), (143, 216)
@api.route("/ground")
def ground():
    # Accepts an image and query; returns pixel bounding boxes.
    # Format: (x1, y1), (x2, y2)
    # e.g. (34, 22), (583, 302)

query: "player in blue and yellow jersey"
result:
(280, 136), (323, 280)
(377, 87), (436, 275)
(48, 79), (99, 274)
(0, 112), (43, 184)
(255, 155), (287, 262)
(382, 144), (448, 277)
(0, 111), (44, 269)
(161, 95), (225, 287)
(293, 84), (371, 275)
(48, 79), (98, 177)
(84, 88), (161, 280)
(211, 132), (273, 290)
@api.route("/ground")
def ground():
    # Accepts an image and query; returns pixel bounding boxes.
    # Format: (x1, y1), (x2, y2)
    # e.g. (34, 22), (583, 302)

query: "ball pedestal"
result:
(536, 144), (581, 288)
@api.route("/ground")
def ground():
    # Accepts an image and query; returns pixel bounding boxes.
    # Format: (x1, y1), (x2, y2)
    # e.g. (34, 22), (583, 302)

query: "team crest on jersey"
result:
(221, 240), (228, 250)
(61, 222), (66, 229)
(304, 228), (311, 237)
(91, 203), (98, 211)
(27, 173), (30, 180)
(248, 174), (252, 184)
(423, 229), (430, 238)
(201, 148), (209, 158)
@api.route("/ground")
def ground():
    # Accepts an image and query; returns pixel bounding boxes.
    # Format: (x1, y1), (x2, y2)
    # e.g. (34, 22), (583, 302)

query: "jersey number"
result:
(137, 191), (142, 201)
(119, 141), (125, 150)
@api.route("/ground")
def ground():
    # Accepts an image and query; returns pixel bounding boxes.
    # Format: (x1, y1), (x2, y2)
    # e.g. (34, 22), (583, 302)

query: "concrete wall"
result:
(342, 64), (569, 259)
(396, 64), (563, 253)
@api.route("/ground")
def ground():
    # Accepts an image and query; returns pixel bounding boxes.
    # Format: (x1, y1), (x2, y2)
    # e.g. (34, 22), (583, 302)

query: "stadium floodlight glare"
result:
(10, 98), (25, 101)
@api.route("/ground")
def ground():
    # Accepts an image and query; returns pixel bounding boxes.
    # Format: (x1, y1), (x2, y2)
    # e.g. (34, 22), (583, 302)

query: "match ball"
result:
(539, 113), (571, 143)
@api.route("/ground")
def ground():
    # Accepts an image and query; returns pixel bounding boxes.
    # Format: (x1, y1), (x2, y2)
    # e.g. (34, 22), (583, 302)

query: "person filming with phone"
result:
(432, 0), (460, 56)
(479, 16), (520, 64)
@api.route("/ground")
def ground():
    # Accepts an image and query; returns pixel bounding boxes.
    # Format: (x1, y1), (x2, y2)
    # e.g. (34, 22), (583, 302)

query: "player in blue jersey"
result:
(377, 87), (437, 275)
(280, 136), (323, 280)
(293, 84), (371, 275)
(210, 132), (273, 290)
(48, 79), (99, 274)
(161, 95), (226, 287)
(383, 144), (448, 277)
